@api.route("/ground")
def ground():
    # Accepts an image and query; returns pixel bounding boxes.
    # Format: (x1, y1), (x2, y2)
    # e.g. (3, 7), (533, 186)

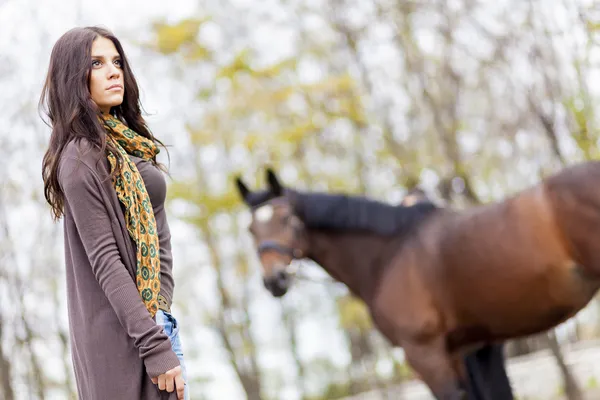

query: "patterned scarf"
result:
(101, 114), (161, 317)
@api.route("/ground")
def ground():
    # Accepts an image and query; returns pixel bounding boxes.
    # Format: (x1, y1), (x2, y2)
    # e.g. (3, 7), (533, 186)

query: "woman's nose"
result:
(107, 64), (121, 78)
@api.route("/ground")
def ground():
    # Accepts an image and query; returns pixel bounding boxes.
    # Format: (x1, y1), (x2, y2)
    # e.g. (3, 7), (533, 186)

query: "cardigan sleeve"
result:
(59, 156), (180, 377)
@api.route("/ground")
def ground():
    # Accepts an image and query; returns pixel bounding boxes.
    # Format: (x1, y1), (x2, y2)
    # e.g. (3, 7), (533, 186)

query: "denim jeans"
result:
(156, 309), (189, 400)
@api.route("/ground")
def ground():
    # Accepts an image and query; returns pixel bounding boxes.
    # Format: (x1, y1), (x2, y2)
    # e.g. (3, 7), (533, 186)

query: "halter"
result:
(257, 240), (303, 259)
(256, 240), (338, 285)
(251, 199), (334, 283)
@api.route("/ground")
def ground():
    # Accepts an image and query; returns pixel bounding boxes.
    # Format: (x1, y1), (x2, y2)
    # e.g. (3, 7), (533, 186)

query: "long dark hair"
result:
(40, 26), (168, 220)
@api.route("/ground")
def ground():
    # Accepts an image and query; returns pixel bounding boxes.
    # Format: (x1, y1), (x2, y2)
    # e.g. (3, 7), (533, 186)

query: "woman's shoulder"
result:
(62, 137), (104, 162)
(59, 138), (108, 187)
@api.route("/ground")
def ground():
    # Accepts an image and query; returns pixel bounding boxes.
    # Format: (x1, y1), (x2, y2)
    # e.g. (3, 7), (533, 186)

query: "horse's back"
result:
(415, 164), (600, 340)
(545, 160), (600, 271)
(434, 160), (600, 280)
(372, 161), (600, 370)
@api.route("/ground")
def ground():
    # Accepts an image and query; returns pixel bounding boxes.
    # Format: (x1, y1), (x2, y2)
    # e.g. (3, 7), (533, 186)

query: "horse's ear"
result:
(235, 176), (251, 204)
(266, 168), (283, 196)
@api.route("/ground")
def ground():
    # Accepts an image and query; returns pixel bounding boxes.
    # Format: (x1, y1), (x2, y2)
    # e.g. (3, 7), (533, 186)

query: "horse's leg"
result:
(450, 353), (472, 396)
(463, 344), (514, 400)
(403, 336), (466, 400)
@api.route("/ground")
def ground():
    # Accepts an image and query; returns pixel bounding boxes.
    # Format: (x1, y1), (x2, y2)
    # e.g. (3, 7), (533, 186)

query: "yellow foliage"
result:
(184, 42), (212, 62)
(269, 86), (296, 104)
(586, 21), (600, 32)
(169, 181), (241, 216)
(336, 295), (373, 332)
(299, 74), (356, 96)
(327, 176), (360, 193)
(275, 121), (317, 144)
(235, 258), (250, 277)
(243, 132), (262, 151)
(217, 49), (253, 79)
(187, 124), (215, 146)
(564, 94), (598, 160)
(152, 18), (205, 55)
(253, 58), (298, 79)
(200, 191), (241, 215)
(337, 96), (367, 125)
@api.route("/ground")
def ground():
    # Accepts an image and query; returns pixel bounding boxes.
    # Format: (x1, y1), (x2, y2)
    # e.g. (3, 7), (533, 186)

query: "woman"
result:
(40, 26), (188, 400)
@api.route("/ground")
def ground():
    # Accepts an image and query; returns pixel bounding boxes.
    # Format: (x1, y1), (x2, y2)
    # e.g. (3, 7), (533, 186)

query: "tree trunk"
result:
(547, 331), (582, 400)
(532, 78), (583, 400)
(0, 316), (15, 400)
(196, 180), (263, 400)
(281, 302), (309, 400)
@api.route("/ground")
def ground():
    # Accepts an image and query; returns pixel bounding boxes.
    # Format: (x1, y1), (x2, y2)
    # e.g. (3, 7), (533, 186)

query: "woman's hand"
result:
(151, 365), (185, 399)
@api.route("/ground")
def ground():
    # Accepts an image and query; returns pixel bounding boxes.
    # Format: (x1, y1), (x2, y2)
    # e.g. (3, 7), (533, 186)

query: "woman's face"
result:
(89, 36), (124, 114)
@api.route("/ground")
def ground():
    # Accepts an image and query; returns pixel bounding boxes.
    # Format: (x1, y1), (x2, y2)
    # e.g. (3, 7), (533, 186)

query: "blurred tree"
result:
(0, 311), (14, 400)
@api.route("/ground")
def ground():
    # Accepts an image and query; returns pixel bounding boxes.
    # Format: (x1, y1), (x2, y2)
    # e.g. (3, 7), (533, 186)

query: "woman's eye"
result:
(114, 59), (122, 68)
(92, 60), (101, 67)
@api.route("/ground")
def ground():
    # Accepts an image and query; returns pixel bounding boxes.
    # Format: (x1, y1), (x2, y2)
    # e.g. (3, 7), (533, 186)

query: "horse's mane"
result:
(291, 191), (439, 237)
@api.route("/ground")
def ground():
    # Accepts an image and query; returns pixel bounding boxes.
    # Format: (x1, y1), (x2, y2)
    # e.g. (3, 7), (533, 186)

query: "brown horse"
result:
(235, 166), (600, 399)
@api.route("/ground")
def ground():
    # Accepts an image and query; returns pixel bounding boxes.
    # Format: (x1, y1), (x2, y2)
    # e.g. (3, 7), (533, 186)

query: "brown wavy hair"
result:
(40, 26), (168, 220)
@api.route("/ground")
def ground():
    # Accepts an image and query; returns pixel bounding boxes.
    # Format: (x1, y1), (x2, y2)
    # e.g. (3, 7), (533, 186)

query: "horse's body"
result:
(376, 186), (598, 348)
(235, 162), (600, 399)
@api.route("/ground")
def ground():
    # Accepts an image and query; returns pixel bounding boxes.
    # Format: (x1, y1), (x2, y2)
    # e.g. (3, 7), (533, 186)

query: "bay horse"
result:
(399, 188), (514, 400)
(235, 166), (600, 399)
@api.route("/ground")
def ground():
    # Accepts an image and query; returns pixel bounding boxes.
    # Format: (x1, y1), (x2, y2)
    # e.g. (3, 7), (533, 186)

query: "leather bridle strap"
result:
(257, 240), (301, 259)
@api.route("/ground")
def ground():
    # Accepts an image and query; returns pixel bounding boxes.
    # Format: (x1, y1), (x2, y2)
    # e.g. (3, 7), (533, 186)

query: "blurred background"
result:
(1, 0), (600, 399)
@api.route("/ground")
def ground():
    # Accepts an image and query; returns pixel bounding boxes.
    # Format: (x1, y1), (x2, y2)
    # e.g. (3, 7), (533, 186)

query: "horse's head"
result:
(235, 168), (309, 297)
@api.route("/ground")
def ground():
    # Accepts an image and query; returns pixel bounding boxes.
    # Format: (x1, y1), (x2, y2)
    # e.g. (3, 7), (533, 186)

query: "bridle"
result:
(253, 198), (305, 260)
(257, 240), (303, 259)
(251, 201), (335, 285)
(255, 239), (339, 284)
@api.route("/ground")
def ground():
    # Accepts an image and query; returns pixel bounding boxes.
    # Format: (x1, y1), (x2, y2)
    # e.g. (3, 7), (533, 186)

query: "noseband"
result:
(257, 240), (303, 259)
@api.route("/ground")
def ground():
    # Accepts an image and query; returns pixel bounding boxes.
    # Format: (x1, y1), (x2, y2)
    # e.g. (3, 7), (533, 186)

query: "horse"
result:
(234, 165), (600, 399)
(240, 178), (514, 399)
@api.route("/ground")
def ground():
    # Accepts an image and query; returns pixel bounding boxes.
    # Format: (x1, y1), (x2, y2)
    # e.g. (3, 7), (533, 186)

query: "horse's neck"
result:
(306, 230), (396, 302)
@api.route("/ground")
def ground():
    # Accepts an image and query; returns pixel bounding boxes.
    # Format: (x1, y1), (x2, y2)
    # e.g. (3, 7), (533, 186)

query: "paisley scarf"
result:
(102, 114), (161, 317)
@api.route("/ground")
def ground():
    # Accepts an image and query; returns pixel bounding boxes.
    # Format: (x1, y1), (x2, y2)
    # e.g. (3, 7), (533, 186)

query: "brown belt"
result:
(157, 294), (171, 313)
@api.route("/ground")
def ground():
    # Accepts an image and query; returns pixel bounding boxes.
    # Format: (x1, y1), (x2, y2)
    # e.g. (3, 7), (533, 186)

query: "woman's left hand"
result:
(152, 365), (185, 399)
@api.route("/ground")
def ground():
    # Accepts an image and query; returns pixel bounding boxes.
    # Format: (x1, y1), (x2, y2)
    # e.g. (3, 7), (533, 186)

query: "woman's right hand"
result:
(151, 365), (185, 399)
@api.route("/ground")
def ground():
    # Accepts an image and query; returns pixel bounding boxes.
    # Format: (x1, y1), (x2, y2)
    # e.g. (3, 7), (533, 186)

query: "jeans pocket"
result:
(162, 310), (180, 341)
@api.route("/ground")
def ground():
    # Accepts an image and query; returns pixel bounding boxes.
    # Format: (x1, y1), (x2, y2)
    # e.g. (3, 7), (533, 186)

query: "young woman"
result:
(40, 26), (188, 400)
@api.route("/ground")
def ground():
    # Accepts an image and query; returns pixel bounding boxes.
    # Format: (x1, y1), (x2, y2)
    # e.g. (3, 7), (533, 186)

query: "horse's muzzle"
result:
(263, 268), (291, 297)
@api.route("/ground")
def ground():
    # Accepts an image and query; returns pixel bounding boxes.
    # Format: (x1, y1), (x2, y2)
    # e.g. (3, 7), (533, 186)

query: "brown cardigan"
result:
(58, 138), (180, 399)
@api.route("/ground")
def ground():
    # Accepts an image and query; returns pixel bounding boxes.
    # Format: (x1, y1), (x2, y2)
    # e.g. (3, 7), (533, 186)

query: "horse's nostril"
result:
(262, 271), (290, 297)
(263, 277), (272, 289)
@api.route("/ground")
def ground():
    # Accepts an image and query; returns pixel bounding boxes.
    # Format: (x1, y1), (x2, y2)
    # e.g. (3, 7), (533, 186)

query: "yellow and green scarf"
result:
(102, 114), (161, 317)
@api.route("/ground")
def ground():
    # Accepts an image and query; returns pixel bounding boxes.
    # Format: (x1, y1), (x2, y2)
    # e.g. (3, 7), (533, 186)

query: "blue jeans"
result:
(156, 310), (189, 400)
